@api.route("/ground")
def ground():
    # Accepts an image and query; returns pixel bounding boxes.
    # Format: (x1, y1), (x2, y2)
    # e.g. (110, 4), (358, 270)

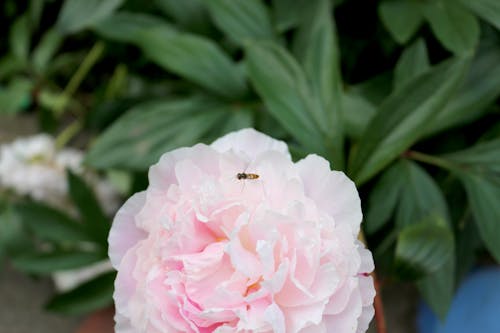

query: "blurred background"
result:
(0, 0), (499, 332)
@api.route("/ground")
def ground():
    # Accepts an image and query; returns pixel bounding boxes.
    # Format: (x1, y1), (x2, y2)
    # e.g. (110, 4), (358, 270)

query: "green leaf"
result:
(458, 172), (500, 262)
(56, 0), (124, 34)
(442, 137), (500, 175)
(350, 72), (393, 106)
(12, 250), (105, 274)
(9, 14), (30, 62)
(32, 29), (63, 74)
(272, 0), (310, 32)
(459, 0), (500, 30)
(206, 0), (275, 44)
(395, 222), (453, 280)
(378, 0), (423, 44)
(86, 97), (230, 170)
(0, 77), (33, 114)
(421, 0), (480, 55)
(426, 45), (500, 135)
(67, 171), (109, 245)
(350, 56), (470, 185)
(14, 201), (92, 243)
(91, 12), (174, 43)
(395, 161), (449, 229)
(245, 41), (325, 153)
(293, 0), (344, 168)
(365, 161), (405, 234)
(455, 214), (482, 283)
(394, 38), (430, 89)
(46, 271), (115, 315)
(392, 161), (455, 318)
(418, 255), (455, 319)
(205, 106), (255, 142)
(29, 0), (45, 29)
(137, 28), (247, 98)
(154, 0), (208, 32)
(341, 90), (376, 140)
(0, 54), (27, 79)
(0, 205), (32, 258)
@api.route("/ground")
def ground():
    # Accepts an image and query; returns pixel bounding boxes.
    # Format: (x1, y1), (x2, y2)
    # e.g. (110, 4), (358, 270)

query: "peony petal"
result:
(324, 288), (363, 333)
(149, 144), (221, 190)
(264, 303), (286, 333)
(108, 192), (147, 269)
(298, 321), (327, 333)
(297, 154), (362, 236)
(357, 305), (375, 333)
(211, 128), (291, 161)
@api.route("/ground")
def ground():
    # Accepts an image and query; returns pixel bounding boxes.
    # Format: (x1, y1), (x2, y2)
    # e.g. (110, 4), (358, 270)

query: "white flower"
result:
(0, 134), (119, 214)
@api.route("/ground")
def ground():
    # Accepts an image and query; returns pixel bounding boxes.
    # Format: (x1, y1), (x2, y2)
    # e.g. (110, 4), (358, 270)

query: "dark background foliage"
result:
(1, 0), (499, 323)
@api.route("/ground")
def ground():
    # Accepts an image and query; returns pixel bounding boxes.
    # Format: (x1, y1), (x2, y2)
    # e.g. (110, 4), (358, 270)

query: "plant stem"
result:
(373, 275), (387, 333)
(405, 150), (456, 171)
(359, 231), (387, 333)
(54, 41), (105, 117)
(55, 119), (83, 149)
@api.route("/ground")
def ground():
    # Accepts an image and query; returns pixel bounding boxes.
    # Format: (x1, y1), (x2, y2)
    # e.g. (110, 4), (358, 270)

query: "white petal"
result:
(297, 154), (362, 236)
(264, 303), (286, 333)
(211, 128), (291, 161)
(108, 191), (147, 268)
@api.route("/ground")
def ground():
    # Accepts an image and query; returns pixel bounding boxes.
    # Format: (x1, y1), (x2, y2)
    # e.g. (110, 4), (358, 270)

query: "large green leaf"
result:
(393, 38), (430, 89)
(46, 271), (115, 315)
(378, 0), (423, 44)
(137, 28), (247, 99)
(391, 160), (455, 317)
(426, 45), (500, 135)
(418, 256), (455, 319)
(154, 0), (208, 32)
(91, 12), (174, 43)
(293, 0), (344, 167)
(86, 97), (231, 170)
(9, 14), (30, 62)
(32, 29), (63, 74)
(0, 205), (31, 259)
(459, 0), (500, 30)
(14, 201), (92, 243)
(56, 0), (124, 34)
(341, 90), (376, 140)
(272, 0), (310, 32)
(395, 222), (453, 279)
(350, 56), (470, 185)
(364, 161), (405, 234)
(245, 41), (325, 153)
(395, 161), (449, 229)
(442, 137), (500, 175)
(67, 171), (109, 246)
(12, 250), (105, 274)
(206, 0), (274, 44)
(0, 77), (33, 114)
(442, 139), (500, 262)
(421, 0), (480, 55)
(94, 14), (246, 98)
(460, 174), (500, 262)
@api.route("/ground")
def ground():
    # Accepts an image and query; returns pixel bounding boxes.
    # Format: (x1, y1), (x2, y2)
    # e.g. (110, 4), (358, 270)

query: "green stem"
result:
(54, 41), (105, 117)
(55, 119), (83, 149)
(406, 150), (457, 171)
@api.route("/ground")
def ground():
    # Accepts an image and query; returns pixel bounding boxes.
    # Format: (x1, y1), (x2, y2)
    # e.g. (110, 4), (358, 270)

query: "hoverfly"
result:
(236, 172), (260, 180)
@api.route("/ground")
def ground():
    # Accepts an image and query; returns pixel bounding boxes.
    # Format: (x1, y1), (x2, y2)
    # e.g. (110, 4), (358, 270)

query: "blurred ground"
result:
(0, 114), (418, 332)
(0, 263), (80, 333)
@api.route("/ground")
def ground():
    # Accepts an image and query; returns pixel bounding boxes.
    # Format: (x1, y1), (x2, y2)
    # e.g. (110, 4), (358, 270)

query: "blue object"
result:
(417, 267), (500, 333)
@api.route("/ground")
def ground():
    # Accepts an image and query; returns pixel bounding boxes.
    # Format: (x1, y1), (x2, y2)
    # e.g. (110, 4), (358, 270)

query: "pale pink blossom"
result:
(109, 128), (375, 333)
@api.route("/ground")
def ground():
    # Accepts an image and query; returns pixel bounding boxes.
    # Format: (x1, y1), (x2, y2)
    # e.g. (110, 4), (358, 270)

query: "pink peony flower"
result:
(109, 128), (375, 333)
